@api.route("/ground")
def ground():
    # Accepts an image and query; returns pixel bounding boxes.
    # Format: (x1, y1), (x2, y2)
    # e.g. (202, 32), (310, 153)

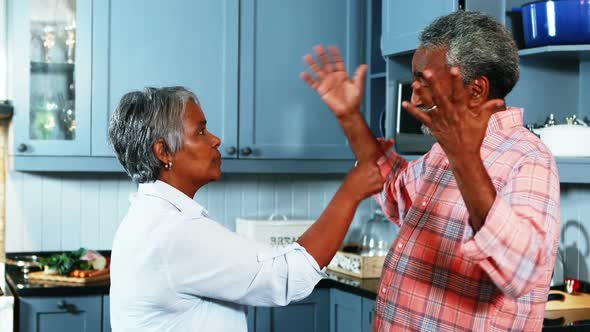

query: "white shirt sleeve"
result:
(157, 215), (326, 307)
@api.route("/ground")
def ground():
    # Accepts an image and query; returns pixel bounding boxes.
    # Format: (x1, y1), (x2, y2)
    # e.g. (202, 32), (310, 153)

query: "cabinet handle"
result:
(17, 143), (28, 152)
(225, 146), (237, 155)
(240, 147), (252, 156)
(56, 300), (66, 309)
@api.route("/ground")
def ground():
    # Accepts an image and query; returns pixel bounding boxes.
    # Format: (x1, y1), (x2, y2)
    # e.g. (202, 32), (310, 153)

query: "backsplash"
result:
(5, 169), (590, 283)
(5, 172), (375, 252)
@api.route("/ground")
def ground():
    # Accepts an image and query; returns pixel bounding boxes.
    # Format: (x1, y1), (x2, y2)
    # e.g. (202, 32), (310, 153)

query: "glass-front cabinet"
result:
(9, 0), (91, 156)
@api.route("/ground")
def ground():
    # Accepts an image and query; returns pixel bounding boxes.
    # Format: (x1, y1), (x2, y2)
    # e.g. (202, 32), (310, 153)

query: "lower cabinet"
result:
(19, 295), (105, 332)
(103, 295), (111, 332)
(247, 289), (375, 332)
(362, 298), (376, 332)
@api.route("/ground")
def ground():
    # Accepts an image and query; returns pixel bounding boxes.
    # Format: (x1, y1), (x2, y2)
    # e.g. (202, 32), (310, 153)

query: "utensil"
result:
(5, 255), (40, 279)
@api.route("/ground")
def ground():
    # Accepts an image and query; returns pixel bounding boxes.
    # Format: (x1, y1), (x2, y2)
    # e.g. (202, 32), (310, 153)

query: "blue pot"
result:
(521, 0), (590, 48)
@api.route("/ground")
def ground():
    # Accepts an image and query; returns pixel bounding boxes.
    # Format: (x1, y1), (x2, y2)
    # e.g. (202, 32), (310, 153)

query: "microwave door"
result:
(395, 82), (436, 154)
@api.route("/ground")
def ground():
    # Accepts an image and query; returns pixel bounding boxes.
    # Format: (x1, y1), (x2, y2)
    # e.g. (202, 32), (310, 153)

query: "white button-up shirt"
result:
(110, 180), (325, 332)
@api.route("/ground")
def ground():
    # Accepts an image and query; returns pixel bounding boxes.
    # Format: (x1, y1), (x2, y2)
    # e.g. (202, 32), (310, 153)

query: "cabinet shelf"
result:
(369, 72), (386, 79)
(30, 61), (75, 72)
(518, 45), (590, 60)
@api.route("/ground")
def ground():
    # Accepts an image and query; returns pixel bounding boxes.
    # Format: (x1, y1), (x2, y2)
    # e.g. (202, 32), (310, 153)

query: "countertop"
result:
(5, 252), (590, 331)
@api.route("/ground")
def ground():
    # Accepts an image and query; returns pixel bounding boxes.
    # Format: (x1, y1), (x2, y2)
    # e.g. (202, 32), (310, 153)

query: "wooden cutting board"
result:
(28, 270), (110, 285)
(546, 290), (590, 311)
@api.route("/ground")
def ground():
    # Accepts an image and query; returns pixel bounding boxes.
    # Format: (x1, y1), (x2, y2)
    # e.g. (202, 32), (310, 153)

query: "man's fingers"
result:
(411, 81), (435, 112)
(328, 45), (346, 72)
(423, 70), (452, 111)
(403, 101), (433, 128)
(449, 67), (467, 103)
(353, 64), (368, 91)
(300, 72), (319, 89)
(481, 99), (505, 119)
(314, 44), (333, 72)
(303, 54), (324, 78)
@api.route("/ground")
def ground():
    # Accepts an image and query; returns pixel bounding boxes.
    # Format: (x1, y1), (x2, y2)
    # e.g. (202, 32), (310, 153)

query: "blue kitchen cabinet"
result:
(238, 0), (364, 160)
(91, 0), (238, 159)
(362, 297), (376, 332)
(8, 0), (93, 156)
(381, 0), (506, 56)
(19, 295), (102, 332)
(330, 289), (362, 332)
(103, 295), (111, 332)
(252, 288), (330, 332)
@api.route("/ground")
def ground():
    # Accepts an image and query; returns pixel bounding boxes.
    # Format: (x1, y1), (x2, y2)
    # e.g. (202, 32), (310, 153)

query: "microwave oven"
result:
(394, 81), (436, 154)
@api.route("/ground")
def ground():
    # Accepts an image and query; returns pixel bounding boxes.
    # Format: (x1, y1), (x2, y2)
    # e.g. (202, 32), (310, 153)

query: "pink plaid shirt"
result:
(373, 108), (560, 331)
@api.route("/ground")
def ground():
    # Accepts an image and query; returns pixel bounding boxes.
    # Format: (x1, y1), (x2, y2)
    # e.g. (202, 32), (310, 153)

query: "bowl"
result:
(520, 0), (590, 48)
(533, 124), (590, 157)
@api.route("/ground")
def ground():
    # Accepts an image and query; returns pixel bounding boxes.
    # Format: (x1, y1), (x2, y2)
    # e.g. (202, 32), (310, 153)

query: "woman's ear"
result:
(152, 138), (172, 165)
(468, 76), (490, 110)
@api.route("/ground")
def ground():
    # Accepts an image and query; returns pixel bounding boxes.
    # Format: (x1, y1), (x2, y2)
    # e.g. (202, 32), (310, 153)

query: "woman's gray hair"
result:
(419, 11), (519, 99)
(108, 86), (199, 183)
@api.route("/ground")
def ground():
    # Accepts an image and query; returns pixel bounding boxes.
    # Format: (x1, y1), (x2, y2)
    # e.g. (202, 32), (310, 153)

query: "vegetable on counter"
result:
(38, 248), (108, 276)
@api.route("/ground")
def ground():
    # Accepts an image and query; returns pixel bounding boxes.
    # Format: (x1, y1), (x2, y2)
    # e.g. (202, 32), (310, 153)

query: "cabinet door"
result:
(381, 0), (458, 56)
(255, 288), (330, 332)
(91, 0), (239, 158)
(102, 295), (111, 332)
(19, 296), (102, 332)
(239, 0), (364, 159)
(330, 289), (362, 332)
(361, 298), (376, 332)
(9, 0), (92, 156)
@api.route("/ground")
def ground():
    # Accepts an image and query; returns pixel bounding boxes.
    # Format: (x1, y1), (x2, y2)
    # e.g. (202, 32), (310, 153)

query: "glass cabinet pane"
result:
(29, 0), (76, 141)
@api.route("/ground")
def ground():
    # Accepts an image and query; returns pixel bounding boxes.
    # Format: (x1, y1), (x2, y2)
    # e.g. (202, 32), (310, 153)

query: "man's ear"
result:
(468, 76), (490, 110)
(152, 138), (172, 165)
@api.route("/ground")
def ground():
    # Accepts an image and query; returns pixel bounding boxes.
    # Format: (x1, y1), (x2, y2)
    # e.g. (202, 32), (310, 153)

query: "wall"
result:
(5, 170), (590, 283)
(4, 172), (376, 252)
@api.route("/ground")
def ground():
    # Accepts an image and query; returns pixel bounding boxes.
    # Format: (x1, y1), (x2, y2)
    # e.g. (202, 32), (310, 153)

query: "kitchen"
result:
(2, 0), (590, 331)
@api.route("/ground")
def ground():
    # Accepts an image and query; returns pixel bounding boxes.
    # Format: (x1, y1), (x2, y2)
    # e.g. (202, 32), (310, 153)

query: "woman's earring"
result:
(164, 161), (173, 170)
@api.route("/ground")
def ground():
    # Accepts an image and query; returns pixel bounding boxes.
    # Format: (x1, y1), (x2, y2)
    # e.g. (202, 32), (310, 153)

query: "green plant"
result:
(38, 248), (93, 275)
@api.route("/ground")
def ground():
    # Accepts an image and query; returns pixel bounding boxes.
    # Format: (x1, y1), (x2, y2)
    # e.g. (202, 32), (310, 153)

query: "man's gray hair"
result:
(419, 11), (519, 99)
(108, 86), (199, 183)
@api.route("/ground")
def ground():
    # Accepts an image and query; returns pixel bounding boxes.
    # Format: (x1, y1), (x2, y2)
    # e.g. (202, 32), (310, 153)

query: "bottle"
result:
(359, 209), (398, 256)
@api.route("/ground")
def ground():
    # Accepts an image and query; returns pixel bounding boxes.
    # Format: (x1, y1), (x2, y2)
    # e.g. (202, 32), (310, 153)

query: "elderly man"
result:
(302, 11), (560, 331)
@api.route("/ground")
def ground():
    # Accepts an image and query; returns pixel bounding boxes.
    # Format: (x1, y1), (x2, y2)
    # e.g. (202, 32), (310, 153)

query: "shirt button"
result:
(445, 159), (449, 164)
(421, 201), (427, 207)
(397, 242), (404, 251)
(381, 287), (387, 294)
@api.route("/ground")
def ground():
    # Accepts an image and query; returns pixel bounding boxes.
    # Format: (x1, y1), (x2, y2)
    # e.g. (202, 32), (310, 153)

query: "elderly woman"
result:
(107, 86), (384, 332)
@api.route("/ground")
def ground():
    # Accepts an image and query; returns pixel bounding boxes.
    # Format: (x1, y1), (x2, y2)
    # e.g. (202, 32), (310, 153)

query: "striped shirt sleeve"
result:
(374, 148), (410, 226)
(461, 153), (560, 298)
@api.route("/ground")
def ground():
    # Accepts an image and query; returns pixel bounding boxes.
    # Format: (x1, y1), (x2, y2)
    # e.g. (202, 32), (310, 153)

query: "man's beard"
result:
(420, 124), (433, 136)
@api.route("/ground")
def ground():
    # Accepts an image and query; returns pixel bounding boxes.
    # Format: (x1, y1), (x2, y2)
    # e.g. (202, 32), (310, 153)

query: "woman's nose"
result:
(211, 133), (221, 148)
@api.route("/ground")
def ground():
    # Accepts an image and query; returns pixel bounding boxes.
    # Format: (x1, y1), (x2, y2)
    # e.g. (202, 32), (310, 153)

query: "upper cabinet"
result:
(380, 0), (590, 183)
(381, 0), (505, 56)
(8, 0), (92, 156)
(8, 0), (369, 172)
(237, 0), (364, 160)
(91, 0), (238, 158)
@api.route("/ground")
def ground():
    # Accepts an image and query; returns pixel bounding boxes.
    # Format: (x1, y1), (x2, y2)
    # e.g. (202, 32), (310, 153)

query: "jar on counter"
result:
(359, 209), (398, 256)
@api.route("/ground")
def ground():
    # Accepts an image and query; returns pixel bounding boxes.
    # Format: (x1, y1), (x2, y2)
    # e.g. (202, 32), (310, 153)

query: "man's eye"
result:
(198, 128), (206, 135)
